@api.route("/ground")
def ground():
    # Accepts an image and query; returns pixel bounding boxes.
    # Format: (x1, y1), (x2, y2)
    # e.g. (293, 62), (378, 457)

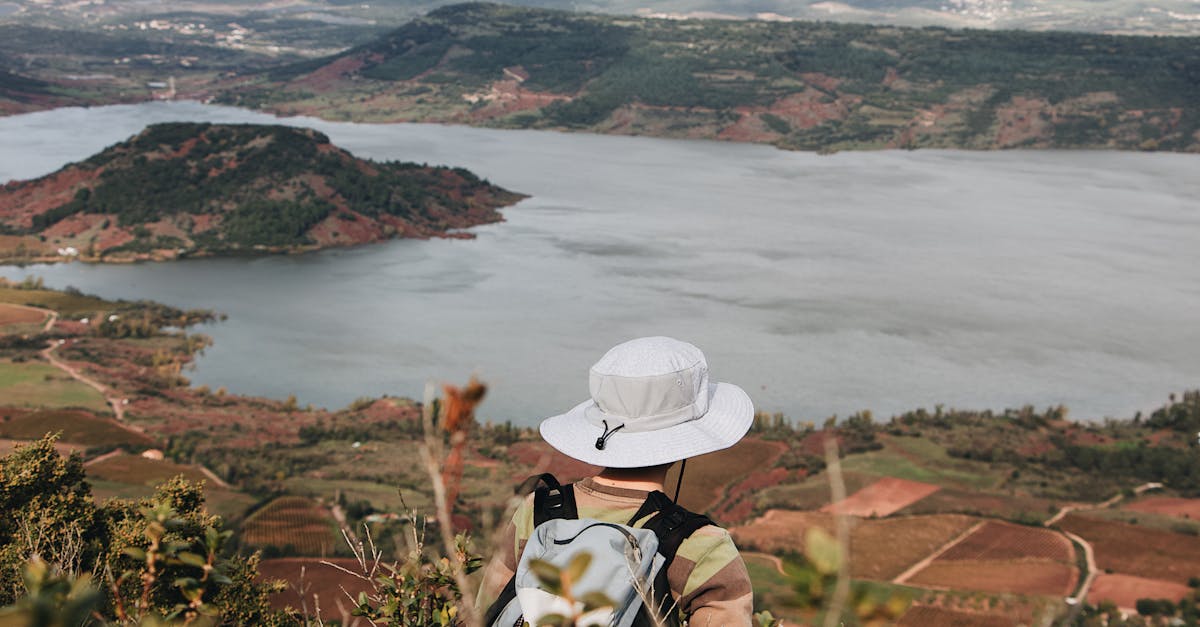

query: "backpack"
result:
(483, 474), (713, 627)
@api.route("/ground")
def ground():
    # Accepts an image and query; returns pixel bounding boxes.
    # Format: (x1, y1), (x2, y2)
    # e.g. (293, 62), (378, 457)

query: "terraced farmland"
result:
(938, 521), (1073, 562)
(897, 605), (1017, 627)
(242, 496), (338, 556)
(0, 408), (151, 448)
(906, 560), (1077, 596)
(1058, 513), (1200, 585)
(258, 557), (371, 611)
(731, 511), (979, 580)
(87, 453), (209, 485)
(903, 521), (1078, 596)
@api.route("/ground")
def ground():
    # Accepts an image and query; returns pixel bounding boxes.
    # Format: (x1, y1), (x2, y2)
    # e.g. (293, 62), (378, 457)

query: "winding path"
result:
(1045, 481), (1162, 621)
(41, 339), (128, 423)
(744, 551), (788, 576)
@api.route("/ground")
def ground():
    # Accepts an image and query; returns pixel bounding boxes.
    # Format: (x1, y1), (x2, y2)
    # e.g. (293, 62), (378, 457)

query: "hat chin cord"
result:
(673, 458), (687, 504)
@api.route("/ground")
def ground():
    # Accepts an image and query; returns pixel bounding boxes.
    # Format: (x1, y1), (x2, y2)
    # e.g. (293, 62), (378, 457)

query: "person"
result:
(478, 336), (755, 626)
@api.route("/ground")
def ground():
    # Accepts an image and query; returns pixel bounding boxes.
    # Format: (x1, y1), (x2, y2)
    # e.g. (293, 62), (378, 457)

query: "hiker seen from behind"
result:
(479, 336), (755, 627)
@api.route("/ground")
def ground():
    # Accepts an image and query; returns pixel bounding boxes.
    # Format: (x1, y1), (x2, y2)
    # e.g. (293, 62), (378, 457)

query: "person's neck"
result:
(593, 464), (673, 493)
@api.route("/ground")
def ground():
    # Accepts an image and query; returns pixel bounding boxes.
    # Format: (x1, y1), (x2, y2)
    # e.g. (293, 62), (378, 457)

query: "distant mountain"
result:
(0, 122), (524, 261)
(216, 3), (1200, 153)
(5, 0), (1199, 38)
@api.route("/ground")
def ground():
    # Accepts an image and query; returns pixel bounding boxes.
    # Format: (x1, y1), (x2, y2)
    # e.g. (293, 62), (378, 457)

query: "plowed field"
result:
(0, 408), (152, 448)
(1089, 573), (1194, 609)
(939, 521), (1072, 562)
(821, 476), (940, 517)
(258, 557), (371, 612)
(906, 560), (1077, 596)
(1123, 497), (1200, 519)
(243, 496), (337, 556)
(87, 453), (209, 485)
(897, 605), (1017, 627)
(730, 510), (978, 580)
(1058, 514), (1200, 585)
(669, 437), (786, 513)
(0, 303), (44, 326)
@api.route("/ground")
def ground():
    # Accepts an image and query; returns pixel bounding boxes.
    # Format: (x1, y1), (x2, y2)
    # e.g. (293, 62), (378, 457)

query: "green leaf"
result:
(581, 591), (615, 610)
(177, 552), (207, 568)
(563, 552), (591, 585)
(528, 559), (563, 592)
(805, 527), (842, 575)
(123, 547), (147, 561)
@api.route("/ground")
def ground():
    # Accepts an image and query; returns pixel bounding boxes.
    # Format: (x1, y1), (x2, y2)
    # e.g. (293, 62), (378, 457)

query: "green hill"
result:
(0, 122), (524, 261)
(217, 2), (1200, 153)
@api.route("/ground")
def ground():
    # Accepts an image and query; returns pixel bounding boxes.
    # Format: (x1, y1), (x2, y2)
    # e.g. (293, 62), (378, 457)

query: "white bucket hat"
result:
(539, 336), (754, 468)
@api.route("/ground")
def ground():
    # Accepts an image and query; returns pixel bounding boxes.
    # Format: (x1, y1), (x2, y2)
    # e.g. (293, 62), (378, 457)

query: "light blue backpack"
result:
(483, 475), (712, 627)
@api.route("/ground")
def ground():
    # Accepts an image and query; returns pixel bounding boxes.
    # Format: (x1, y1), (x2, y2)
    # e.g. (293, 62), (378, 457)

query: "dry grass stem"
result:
(822, 435), (852, 627)
(420, 381), (481, 627)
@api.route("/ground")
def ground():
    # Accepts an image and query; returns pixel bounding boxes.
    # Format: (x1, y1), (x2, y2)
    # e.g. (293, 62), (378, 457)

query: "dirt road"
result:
(41, 339), (128, 423)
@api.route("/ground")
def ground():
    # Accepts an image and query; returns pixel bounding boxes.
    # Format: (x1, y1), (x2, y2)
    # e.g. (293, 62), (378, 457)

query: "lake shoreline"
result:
(1, 101), (1197, 425)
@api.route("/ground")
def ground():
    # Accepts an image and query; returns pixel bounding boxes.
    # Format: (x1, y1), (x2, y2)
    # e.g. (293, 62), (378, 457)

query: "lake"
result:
(1, 101), (1198, 425)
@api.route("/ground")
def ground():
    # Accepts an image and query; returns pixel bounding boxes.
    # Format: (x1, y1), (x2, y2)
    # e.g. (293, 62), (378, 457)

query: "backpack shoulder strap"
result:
(533, 476), (578, 526)
(628, 491), (714, 562)
(627, 492), (714, 627)
(483, 474), (578, 626)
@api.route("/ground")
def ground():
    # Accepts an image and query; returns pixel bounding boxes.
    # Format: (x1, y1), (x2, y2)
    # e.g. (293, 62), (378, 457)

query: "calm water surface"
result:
(1, 102), (1198, 424)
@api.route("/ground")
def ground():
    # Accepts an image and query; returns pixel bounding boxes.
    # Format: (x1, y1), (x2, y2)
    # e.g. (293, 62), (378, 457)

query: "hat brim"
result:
(538, 382), (754, 468)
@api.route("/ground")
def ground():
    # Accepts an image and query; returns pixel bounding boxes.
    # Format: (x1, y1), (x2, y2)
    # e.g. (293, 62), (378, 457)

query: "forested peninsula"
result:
(214, 2), (1200, 153)
(0, 122), (525, 262)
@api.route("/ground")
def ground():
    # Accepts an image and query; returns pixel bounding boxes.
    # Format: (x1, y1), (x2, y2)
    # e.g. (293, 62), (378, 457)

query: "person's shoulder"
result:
(677, 523), (742, 567)
(511, 491), (537, 538)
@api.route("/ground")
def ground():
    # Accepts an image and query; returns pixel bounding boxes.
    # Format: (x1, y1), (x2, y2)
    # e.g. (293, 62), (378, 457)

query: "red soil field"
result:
(900, 487), (1057, 521)
(939, 520), (1073, 563)
(1123, 497), (1200, 519)
(506, 441), (600, 484)
(86, 453), (211, 486)
(897, 605), (1018, 627)
(0, 437), (82, 458)
(0, 303), (45, 326)
(670, 437), (787, 514)
(821, 476), (941, 517)
(1089, 573), (1194, 609)
(243, 496), (338, 556)
(907, 560), (1077, 596)
(1058, 513), (1200, 585)
(0, 408), (153, 448)
(258, 557), (373, 614)
(730, 510), (978, 580)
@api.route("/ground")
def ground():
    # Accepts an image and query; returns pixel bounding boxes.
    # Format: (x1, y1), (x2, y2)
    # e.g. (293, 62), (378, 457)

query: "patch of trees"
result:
(297, 418), (423, 444)
(1048, 442), (1200, 493)
(1145, 391), (1200, 434)
(0, 437), (288, 624)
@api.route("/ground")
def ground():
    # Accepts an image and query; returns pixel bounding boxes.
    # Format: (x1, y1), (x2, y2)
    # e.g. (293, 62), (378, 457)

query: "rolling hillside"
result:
(0, 122), (525, 261)
(216, 3), (1200, 153)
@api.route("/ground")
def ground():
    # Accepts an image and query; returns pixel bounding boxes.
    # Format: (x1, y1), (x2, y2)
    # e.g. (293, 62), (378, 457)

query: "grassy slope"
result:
(0, 361), (110, 412)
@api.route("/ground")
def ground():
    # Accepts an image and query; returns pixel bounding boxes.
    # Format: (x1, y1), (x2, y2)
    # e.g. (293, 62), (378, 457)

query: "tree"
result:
(0, 437), (288, 624)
